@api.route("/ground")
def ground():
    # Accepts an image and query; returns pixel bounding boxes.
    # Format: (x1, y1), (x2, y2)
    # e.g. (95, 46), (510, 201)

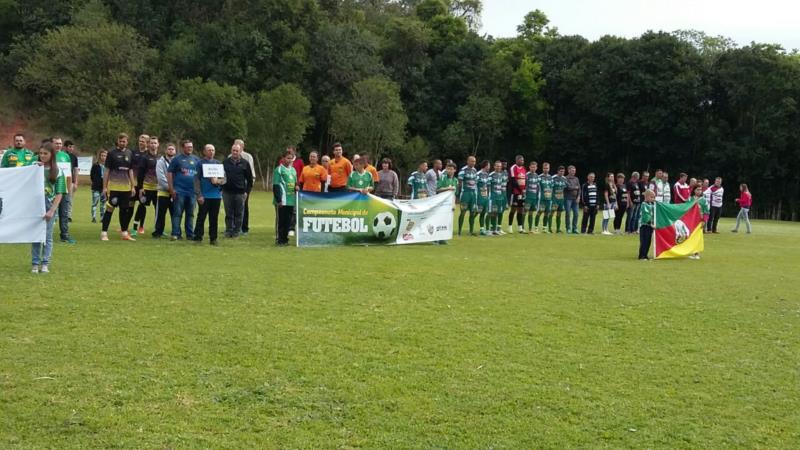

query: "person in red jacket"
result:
(673, 173), (690, 203)
(732, 183), (752, 234)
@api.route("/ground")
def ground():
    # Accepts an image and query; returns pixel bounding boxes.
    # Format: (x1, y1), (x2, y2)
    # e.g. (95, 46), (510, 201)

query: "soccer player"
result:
(52, 136), (75, 243)
(100, 133), (136, 241)
(408, 161), (429, 199)
(167, 140), (201, 240)
(523, 161), (539, 233)
(129, 134), (149, 222)
(152, 143), (176, 238)
(1, 133), (36, 167)
(507, 154), (527, 234)
(328, 143), (352, 192)
(535, 162), (554, 233)
(476, 160), (492, 235)
(299, 151), (328, 193)
(436, 161), (458, 244)
(456, 156), (478, 236)
(194, 144), (225, 245)
(273, 149), (298, 246)
(30, 142), (66, 274)
(551, 165), (568, 233)
(488, 160), (509, 235)
(347, 157), (374, 194)
(132, 136), (160, 235)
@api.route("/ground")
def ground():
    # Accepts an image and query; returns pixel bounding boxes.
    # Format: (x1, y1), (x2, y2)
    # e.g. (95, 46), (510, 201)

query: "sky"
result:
(481, 0), (800, 51)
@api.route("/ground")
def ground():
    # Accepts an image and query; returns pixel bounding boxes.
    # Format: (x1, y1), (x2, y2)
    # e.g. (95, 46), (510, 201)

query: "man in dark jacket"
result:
(90, 150), (108, 223)
(222, 143), (253, 238)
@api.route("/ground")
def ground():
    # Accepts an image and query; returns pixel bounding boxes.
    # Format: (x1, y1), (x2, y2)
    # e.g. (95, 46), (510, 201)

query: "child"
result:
(732, 183), (752, 234)
(90, 149), (107, 223)
(32, 143), (66, 273)
(638, 189), (656, 260)
(689, 186), (707, 260)
(347, 157), (374, 194)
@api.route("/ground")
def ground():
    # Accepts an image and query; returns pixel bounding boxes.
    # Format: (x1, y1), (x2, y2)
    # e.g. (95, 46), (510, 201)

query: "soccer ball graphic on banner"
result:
(372, 212), (397, 240)
(674, 219), (690, 244)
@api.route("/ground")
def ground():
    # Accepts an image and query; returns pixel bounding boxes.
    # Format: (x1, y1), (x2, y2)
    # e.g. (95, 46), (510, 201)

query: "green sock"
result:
(556, 214), (562, 232)
(469, 212), (476, 234)
(535, 214), (541, 227)
(527, 212), (533, 230)
(458, 211), (466, 235)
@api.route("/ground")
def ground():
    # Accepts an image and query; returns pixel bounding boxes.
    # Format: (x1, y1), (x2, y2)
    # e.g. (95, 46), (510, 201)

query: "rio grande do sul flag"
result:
(655, 199), (704, 259)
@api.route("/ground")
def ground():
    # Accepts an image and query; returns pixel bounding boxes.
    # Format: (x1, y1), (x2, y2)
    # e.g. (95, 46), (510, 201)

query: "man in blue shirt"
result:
(194, 144), (225, 245)
(167, 140), (201, 240)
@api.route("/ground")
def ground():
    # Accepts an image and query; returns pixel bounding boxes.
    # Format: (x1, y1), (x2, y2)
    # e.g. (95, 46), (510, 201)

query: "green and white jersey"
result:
(438, 174), (458, 191)
(538, 174), (554, 201)
(347, 170), (374, 190)
(488, 171), (508, 198)
(55, 150), (72, 181)
(407, 171), (428, 199)
(639, 202), (654, 227)
(695, 196), (710, 215)
(552, 175), (568, 201)
(457, 166), (478, 193)
(44, 167), (68, 202)
(525, 172), (539, 198)
(275, 164), (297, 206)
(1, 148), (36, 167)
(476, 170), (491, 200)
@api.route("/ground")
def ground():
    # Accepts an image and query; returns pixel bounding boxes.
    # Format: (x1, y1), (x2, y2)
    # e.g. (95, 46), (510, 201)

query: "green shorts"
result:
(552, 198), (565, 211)
(524, 197), (539, 212)
(539, 199), (553, 213)
(477, 195), (490, 212)
(459, 191), (478, 211)
(489, 196), (507, 214)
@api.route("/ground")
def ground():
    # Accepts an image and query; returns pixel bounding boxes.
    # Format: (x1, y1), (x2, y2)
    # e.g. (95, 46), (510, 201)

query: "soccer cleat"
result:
(170, 235), (179, 241)
(40, 265), (49, 274)
(288, 230), (295, 237)
(480, 229), (488, 236)
(518, 226), (525, 234)
(100, 232), (109, 241)
(121, 232), (136, 241)
(130, 229), (138, 237)
(137, 226), (145, 235)
(508, 225), (514, 234)
(31, 265), (39, 274)
(91, 218), (97, 223)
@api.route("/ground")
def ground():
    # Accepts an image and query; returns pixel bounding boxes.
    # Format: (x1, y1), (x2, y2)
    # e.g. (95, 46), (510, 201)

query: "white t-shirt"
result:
(241, 151), (256, 178)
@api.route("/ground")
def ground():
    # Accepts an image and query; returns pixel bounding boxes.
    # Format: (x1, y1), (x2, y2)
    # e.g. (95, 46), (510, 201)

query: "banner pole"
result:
(295, 190), (300, 247)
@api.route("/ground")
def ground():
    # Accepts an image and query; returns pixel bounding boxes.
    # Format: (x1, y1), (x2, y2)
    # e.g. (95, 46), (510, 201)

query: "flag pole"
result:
(651, 199), (656, 259)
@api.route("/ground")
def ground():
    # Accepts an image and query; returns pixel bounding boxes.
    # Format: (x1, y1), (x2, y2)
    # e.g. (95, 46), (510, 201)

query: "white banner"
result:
(78, 156), (93, 175)
(394, 191), (455, 244)
(0, 165), (47, 243)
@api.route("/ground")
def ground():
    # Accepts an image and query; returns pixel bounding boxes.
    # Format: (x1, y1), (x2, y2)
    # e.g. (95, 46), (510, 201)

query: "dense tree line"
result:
(1, 0), (798, 219)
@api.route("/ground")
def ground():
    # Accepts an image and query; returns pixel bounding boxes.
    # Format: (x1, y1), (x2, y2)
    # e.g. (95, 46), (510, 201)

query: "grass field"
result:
(1, 191), (798, 448)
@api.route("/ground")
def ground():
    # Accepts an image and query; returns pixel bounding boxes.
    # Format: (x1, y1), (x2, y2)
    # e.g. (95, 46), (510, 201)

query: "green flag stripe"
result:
(655, 199), (696, 228)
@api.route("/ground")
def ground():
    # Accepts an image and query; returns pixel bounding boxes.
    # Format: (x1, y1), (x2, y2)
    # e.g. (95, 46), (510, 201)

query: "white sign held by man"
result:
(0, 165), (47, 243)
(202, 164), (225, 178)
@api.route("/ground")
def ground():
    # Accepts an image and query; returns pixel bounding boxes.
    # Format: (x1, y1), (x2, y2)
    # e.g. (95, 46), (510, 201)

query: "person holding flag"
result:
(638, 189), (656, 260)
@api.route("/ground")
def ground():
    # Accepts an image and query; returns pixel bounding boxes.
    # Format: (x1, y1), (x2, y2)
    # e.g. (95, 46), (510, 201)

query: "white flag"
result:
(0, 165), (46, 243)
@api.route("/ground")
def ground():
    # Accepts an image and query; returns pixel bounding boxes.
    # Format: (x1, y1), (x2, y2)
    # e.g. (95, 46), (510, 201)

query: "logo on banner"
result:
(372, 212), (396, 240)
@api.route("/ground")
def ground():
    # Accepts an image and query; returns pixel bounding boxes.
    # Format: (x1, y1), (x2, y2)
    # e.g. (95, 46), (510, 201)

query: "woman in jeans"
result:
(732, 183), (752, 233)
(601, 172), (617, 235)
(374, 158), (399, 200)
(32, 142), (66, 274)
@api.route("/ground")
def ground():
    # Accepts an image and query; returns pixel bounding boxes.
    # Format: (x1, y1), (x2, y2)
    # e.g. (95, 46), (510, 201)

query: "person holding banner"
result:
(435, 162), (458, 244)
(1, 133), (36, 167)
(194, 144), (225, 245)
(408, 161), (429, 199)
(347, 157), (374, 194)
(90, 150), (107, 223)
(375, 158), (399, 200)
(101, 133), (137, 241)
(274, 149), (298, 246)
(31, 142), (67, 273)
(327, 143), (352, 192)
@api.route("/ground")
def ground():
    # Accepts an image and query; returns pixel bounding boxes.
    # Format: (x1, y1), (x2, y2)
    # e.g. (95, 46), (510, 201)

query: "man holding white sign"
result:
(194, 144), (225, 245)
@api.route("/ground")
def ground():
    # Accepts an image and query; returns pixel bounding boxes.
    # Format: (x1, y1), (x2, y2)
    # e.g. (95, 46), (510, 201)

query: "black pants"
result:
(614, 203), (628, 231)
(709, 206), (722, 232)
(277, 205), (294, 244)
(242, 193), (251, 233)
(153, 195), (173, 237)
(134, 190), (157, 228)
(223, 191), (245, 236)
(581, 206), (597, 234)
(639, 224), (653, 259)
(194, 198), (221, 242)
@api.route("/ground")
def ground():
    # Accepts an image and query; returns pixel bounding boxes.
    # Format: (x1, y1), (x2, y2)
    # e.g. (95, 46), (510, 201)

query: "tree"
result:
(331, 76), (408, 158)
(146, 78), (250, 148)
(517, 9), (558, 40)
(81, 110), (134, 150)
(248, 83), (313, 187)
(14, 18), (157, 134)
(443, 94), (505, 157)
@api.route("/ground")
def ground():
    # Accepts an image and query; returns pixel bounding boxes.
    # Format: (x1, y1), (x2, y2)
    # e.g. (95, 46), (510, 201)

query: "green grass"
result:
(1, 192), (798, 448)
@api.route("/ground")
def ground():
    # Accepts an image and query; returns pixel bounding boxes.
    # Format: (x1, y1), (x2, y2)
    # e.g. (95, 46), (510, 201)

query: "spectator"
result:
(581, 172), (599, 234)
(234, 139), (256, 236)
(222, 143), (253, 238)
(320, 155), (331, 192)
(601, 172), (617, 235)
(30, 142), (66, 273)
(705, 177), (724, 233)
(152, 143), (176, 238)
(1, 133), (36, 167)
(732, 183), (752, 234)
(701, 178), (711, 230)
(614, 172), (628, 234)
(167, 140), (201, 241)
(194, 144), (225, 245)
(375, 158), (399, 200)
(626, 171), (642, 234)
(661, 171), (672, 204)
(52, 137), (75, 244)
(564, 165), (581, 234)
(90, 150), (107, 223)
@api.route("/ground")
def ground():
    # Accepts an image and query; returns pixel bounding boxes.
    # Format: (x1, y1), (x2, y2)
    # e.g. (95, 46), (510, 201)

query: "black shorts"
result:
(107, 191), (132, 209)
(140, 189), (157, 206)
(510, 194), (525, 208)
